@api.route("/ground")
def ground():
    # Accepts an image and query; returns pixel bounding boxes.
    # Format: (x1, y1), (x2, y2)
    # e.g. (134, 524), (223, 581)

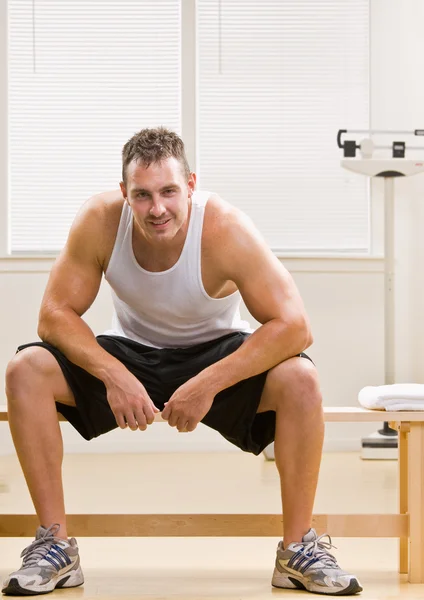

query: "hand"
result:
(105, 368), (160, 431)
(161, 377), (215, 432)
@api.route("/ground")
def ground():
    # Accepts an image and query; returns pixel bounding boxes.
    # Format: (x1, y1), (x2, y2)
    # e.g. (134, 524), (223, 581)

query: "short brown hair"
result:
(122, 127), (191, 183)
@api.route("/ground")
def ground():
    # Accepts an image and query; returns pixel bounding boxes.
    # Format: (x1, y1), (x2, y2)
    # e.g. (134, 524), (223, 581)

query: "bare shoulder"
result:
(84, 189), (124, 222)
(66, 189), (125, 271)
(203, 192), (273, 275)
(204, 192), (263, 237)
(203, 193), (308, 329)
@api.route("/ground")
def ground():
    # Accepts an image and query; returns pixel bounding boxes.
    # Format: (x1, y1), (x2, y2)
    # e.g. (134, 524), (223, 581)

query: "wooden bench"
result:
(0, 405), (423, 583)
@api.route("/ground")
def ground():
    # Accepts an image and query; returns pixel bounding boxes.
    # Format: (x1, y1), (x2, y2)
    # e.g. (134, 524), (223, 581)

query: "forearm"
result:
(196, 319), (312, 394)
(38, 308), (126, 385)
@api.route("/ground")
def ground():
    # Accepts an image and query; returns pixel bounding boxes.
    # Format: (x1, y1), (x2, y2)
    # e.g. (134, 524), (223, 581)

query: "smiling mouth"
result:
(150, 219), (171, 226)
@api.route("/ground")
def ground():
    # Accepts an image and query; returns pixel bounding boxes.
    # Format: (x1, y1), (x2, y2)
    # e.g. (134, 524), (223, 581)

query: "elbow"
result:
(38, 305), (78, 342)
(290, 316), (313, 351)
(37, 313), (50, 341)
(304, 328), (314, 349)
(274, 316), (313, 352)
(37, 307), (59, 342)
(302, 317), (313, 349)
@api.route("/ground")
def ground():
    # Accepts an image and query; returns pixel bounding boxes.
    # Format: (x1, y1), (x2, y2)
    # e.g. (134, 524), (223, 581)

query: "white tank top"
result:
(102, 190), (252, 348)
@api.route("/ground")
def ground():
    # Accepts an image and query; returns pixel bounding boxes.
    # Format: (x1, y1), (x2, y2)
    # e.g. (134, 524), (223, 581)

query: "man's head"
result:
(121, 127), (191, 184)
(120, 127), (196, 244)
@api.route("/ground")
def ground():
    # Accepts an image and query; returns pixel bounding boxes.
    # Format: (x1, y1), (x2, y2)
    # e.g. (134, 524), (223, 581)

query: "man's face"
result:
(120, 157), (196, 244)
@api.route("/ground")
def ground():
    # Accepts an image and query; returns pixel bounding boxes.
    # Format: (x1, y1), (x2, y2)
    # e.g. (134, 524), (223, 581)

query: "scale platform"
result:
(341, 158), (424, 178)
(361, 430), (398, 460)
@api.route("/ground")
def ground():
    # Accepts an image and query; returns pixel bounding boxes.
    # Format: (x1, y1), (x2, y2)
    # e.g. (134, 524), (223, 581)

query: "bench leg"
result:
(398, 423), (409, 575)
(408, 422), (424, 583)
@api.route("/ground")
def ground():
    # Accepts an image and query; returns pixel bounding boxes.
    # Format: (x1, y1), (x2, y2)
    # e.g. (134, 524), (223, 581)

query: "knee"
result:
(266, 358), (322, 412)
(6, 347), (55, 397)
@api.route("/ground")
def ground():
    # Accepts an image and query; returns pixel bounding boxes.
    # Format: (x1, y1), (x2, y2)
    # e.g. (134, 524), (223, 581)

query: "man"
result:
(3, 127), (362, 596)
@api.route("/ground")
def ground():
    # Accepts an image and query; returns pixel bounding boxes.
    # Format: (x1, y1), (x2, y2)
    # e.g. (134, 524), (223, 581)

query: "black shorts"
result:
(17, 332), (312, 456)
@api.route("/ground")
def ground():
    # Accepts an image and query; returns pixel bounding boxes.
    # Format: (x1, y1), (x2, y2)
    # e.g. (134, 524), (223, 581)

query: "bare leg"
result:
(258, 357), (324, 548)
(5, 347), (76, 540)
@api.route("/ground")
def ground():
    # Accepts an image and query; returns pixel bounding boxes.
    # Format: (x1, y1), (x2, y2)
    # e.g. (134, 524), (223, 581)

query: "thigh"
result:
(15, 336), (165, 441)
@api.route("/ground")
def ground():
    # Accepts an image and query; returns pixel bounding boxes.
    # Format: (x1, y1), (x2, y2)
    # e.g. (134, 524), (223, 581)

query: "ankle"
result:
(283, 530), (310, 549)
(41, 523), (69, 541)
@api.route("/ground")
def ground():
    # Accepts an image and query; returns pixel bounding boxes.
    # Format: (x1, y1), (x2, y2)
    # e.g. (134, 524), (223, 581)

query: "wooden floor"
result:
(0, 450), (422, 598)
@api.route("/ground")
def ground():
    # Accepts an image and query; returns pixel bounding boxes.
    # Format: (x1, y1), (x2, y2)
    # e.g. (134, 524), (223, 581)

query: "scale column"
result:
(384, 177), (395, 386)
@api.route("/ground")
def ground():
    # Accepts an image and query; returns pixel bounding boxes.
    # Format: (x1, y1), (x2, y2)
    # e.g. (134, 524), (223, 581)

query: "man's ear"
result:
(187, 172), (196, 196)
(119, 181), (128, 202)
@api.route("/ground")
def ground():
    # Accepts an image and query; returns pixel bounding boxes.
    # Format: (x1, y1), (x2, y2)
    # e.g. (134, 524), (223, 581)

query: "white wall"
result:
(1, 0), (424, 455)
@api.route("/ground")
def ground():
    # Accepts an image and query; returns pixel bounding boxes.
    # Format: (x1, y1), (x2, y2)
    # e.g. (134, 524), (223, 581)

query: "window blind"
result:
(197, 0), (370, 252)
(8, 0), (181, 253)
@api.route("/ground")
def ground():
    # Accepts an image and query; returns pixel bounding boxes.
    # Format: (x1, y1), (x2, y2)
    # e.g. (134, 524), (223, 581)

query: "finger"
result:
(185, 420), (198, 433)
(133, 407), (147, 431)
(143, 404), (156, 426)
(176, 417), (189, 433)
(168, 410), (179, 428)
(115, 412), (128, 430)
(125, 412), (139, 431)
(161, 403), (170, 420)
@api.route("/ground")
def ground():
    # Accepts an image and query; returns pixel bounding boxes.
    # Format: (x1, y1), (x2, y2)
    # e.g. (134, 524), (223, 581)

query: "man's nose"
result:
(150, 200), (166, 217)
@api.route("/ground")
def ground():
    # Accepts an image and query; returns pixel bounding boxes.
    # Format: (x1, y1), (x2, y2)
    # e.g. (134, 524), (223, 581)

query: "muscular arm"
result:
(196, 207), (313, 394)
(37, 197), (125, 386)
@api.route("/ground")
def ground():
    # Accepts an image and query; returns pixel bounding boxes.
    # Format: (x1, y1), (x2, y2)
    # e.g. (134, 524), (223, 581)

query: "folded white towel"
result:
(358, 384), (424, 411)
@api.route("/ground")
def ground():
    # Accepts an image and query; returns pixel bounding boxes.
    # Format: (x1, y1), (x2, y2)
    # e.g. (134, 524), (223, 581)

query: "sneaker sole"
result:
(272, 574), (363, 596)
(2, 567), (84, 596)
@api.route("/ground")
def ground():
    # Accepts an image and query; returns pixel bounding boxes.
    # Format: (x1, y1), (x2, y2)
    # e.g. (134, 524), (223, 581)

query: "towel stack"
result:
(358, 384), (424, 411)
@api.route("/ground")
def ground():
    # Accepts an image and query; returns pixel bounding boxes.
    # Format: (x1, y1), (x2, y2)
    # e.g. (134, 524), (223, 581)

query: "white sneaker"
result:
(2, 523), (84, 596)
(272, 528), (362, 595)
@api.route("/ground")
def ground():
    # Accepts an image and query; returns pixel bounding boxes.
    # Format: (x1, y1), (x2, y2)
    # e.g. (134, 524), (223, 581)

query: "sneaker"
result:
(2, 523), (84, 596)
(272, 528), (363, 595)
